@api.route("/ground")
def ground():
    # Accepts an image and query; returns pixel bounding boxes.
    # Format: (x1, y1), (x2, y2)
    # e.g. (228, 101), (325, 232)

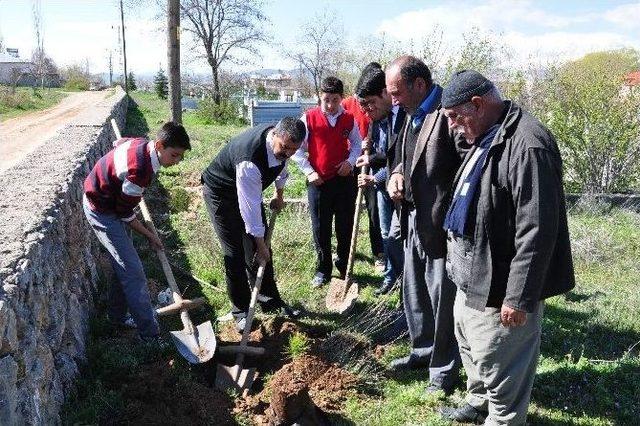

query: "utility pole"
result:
(119, 0), (128, 94)
(107, 50), (113, 86)
(167, 0), (182, 123)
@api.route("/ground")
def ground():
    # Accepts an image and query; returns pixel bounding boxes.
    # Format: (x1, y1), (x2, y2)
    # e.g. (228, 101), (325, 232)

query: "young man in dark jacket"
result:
(353, 66), (406, 294)
(439, 70), (575, 425)
(201, 117), (306, 331)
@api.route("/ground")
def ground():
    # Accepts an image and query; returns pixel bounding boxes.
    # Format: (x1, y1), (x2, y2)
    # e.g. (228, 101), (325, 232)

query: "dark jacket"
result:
(368, 108), (407, 183)
(392, 91), (463, 258)
(453, 101), (575, 312)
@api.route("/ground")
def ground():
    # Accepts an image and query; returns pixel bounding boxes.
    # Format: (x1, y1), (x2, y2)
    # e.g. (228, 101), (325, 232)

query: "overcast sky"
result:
(0, 0), (638, 76)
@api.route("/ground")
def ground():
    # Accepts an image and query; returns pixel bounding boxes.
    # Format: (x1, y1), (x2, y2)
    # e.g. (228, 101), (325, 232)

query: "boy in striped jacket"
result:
(83, 121), (190, 341)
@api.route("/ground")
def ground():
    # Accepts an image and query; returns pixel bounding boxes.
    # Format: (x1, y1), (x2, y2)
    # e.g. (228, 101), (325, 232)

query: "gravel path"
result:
(0, 90), (114, 174)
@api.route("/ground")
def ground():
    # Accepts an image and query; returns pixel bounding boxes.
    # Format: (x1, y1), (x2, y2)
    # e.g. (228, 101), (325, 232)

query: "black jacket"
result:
(368, 108), (407, 181)
(454, 101), (575, 312)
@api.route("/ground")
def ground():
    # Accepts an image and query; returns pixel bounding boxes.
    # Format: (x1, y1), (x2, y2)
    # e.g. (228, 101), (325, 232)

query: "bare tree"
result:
(9, 67), (26, 93)
(287, 12), (345, 101)
(31, 0), (49, 89)
(180, 0), (268, 104)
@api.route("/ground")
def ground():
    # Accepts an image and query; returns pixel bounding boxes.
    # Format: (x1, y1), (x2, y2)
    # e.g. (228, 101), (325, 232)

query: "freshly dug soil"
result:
(117, 358), (236, 425)
(237, 354), (358, 425)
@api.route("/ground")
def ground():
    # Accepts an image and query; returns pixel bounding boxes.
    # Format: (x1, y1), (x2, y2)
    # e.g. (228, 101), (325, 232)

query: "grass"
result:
(65, 91), (640, 425)
(0, 85), (67, 121)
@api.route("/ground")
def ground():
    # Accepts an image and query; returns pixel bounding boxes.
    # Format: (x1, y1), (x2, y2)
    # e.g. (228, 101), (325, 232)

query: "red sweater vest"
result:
(306, 107), (354, 181)
(341, 96), (370, 139)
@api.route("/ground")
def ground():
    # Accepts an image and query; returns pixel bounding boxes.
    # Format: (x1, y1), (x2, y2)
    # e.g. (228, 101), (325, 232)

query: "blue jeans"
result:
(376, 187), (403, 284)
(83, 196), (160, 337)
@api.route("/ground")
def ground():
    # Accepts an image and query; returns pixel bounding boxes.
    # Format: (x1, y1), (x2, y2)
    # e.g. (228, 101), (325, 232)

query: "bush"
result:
(0, 86), (32, 110)
(64, 75), (90, 91)
(194, 98), (245, 125)
(62, 64), (91, 91)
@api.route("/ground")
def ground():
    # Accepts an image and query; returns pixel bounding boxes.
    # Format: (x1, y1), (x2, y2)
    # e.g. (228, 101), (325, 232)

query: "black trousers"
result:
(307, 174), (357, 276)
(364, 184), (384, 257)
(202, 184), (282, 318)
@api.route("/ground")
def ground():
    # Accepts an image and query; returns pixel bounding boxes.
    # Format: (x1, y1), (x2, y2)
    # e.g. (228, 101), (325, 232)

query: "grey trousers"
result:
(403, 209), (460, 388)
(454, 290), (544, 425)
(83, 195), (159, 337)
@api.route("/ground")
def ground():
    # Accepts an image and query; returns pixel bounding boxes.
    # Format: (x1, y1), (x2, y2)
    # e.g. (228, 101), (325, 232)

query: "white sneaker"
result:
(217, 311), (234, 322)
(311, 272), (327, 288)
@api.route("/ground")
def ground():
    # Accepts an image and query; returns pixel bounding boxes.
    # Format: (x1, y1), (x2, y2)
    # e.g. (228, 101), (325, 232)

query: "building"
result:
(0, 48), (60, 88)
(248, 72), (294, 92)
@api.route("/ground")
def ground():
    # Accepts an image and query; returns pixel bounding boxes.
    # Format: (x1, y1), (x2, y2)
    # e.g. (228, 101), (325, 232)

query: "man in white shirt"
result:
(201, 117), (306, 331)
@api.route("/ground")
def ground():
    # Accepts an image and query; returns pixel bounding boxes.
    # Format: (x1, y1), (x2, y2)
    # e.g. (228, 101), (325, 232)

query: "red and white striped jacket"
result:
(83, 137), (160, 222)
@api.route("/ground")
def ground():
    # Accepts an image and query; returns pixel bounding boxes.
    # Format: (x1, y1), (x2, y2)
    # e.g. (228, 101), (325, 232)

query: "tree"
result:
(62, 64), (90, 91)
(31, 0), (55, 89)
(288, 12), (346, 101)
(440, 27), (511, 86)
(542, 49), (640, 193)
(127, 71), (137, 91)
(8, 67), (26, 93)
(180, 0), (267, 104)
(154, 67), (169, 99)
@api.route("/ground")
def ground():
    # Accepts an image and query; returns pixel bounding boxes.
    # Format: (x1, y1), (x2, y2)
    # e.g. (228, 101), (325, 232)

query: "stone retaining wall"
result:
(0, 87), (128, 425)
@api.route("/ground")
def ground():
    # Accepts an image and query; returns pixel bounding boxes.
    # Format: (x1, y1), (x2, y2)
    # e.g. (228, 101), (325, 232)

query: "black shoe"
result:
(261, 299), (301, 319)
(375, 279), (395, 296)
(388, 354), (430, 371)
(440, 403), (488, 424)
(280, 303), (302, 319)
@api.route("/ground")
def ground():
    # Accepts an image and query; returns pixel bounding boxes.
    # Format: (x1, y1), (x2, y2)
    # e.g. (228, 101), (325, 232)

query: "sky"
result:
(0, 0), (638, 77)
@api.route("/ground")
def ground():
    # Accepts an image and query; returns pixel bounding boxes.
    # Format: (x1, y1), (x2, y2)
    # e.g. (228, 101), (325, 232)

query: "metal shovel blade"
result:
(325, 278), (359, 314)
(169, 320), (217, 364)
(215, 363), (258, 392)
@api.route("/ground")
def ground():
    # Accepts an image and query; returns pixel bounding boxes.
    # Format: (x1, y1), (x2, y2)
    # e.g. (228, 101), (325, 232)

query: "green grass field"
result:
(64, 92), (640, 425)
(0, 86), (67, 121)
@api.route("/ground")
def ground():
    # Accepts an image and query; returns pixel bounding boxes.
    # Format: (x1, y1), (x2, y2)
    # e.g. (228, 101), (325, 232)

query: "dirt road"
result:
(0, 90), (113, 174)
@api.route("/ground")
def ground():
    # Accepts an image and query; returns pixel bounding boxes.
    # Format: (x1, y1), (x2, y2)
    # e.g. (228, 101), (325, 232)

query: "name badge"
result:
(460, 182), (470, 196)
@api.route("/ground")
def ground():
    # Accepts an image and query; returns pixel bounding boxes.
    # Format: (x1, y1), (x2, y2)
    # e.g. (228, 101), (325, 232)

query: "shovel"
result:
(216, 209), (278, 392)
(109, 119), (217, 363)
(324, 150), (370, 315)
(138, 198), (218, 363)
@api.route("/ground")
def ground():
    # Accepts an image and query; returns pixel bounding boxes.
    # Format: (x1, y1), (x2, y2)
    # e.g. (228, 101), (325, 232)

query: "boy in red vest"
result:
(292, 76), (362, 287)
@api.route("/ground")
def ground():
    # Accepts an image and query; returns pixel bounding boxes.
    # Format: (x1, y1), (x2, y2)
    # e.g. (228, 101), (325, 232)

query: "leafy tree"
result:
(542, 49), (640, 193)
(154, 68), (168, 99)
(127, 71), (137, 91)
(62, 64), (90, 91)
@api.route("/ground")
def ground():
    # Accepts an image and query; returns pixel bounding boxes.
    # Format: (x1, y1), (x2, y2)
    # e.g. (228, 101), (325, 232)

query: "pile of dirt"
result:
(237, 354), (358, 425)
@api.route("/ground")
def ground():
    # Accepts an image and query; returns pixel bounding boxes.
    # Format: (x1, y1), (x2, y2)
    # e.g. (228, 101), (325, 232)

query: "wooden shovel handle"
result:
(344, 148), (370, 281)
(234, 209), (278, 370)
